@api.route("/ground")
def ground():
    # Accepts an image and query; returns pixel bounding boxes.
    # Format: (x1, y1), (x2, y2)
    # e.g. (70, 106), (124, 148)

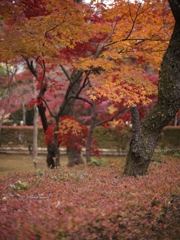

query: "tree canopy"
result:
(0, 0), (176, 173)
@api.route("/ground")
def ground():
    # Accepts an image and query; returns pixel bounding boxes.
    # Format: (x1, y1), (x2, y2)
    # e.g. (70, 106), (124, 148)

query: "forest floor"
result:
(0, 153), (180, 239)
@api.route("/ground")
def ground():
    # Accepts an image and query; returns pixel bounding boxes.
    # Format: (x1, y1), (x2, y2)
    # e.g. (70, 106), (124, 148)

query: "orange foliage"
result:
(45, 116), (100, 156)
(0, 0), (174, 130)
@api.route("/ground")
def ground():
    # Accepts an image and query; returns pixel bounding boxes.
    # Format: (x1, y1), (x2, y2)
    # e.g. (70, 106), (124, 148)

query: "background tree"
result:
(0, 64), (34, 128)
(0, 0), (89, 167)
(0, 62), (17, 131)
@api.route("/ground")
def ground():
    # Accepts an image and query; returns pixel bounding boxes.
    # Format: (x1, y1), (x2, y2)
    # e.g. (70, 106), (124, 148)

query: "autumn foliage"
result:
(0, 157), (180, 239)
(45, 116), (100, 157)
(0, 0), (175, 161)
(0, 0), (174, 108)
(0, 1), (180, 237)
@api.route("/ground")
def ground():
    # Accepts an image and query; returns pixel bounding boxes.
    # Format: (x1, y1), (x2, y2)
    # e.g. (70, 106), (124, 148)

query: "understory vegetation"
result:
(0, 156), (180, 239)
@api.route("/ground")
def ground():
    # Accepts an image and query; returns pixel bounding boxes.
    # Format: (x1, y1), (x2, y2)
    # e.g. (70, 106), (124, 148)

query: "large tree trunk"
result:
(67, 147), (84, 167)
(124, 0), (180, 176)
(54, 0), (84, 167)
(62, 70), (84, 167)
(63, 0), (84, 167)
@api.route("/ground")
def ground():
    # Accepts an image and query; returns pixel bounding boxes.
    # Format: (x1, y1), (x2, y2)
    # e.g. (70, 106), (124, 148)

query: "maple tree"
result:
(0, 0), (87, 167)
(124, 0), (180, 176)
(0, 0), (176, 174)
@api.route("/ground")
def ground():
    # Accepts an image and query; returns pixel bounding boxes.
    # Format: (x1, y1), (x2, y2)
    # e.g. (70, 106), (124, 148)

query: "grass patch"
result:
(0, 154), (126, 176)
(0, 154), (65, 176)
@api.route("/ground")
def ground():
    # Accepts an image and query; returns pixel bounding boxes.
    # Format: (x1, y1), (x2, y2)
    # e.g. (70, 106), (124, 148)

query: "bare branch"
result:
(126, 0), (142, 40)
(71, 71), (90, 97)
(94, 19), (119, 59)
(22, 56), (38, 77)
(60, 65), (71, 82)
(44, 10), (67, 37)
(94, 107), (127, 127)
(40, 97), (56, 118)
(56, 71), (90, 119)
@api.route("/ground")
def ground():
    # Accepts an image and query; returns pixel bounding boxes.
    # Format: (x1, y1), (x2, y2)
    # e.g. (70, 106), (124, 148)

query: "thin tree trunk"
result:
(174, 113), (178, 126)
(46, 123), (60, 168)
(32, 75), (38, 165)
(124, 0), (180, 176)
(32, 105), (38, 167)
(22, 97), (26, 125)
(0, 103), (9, 133)
(23, 57), (60, 168)
(86, 102), (97, 163)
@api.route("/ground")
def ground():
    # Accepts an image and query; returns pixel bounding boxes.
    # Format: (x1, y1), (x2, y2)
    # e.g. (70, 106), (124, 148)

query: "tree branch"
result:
(94, 107), (127, 127)
(22, 56), (38, 77)
(56, 71), (89, 119)
(60, 65), (71, 82)
(94, 19), (118, 59)
(40, 97), (56, 118)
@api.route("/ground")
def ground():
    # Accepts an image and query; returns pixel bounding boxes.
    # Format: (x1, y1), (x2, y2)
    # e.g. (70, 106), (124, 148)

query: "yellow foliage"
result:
(58, 117), (82, 136)
(87, 68), (156, 107)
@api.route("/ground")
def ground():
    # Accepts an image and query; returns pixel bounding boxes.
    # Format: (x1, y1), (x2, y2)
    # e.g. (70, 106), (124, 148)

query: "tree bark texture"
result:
(124, 0), (180, 176)
(46, 130), (60, 168)
(37, 101), (61, 168)
(62, 70), (84, 167)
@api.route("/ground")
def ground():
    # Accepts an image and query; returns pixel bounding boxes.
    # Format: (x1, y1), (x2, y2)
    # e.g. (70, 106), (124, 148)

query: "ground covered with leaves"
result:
(0, 157), (180, 240)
